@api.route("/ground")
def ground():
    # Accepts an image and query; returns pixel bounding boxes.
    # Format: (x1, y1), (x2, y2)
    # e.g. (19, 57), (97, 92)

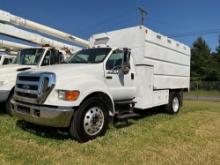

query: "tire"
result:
(69, 97), (109, 143)
(165, 92), (181, 114)
(6, 92), (14, 116)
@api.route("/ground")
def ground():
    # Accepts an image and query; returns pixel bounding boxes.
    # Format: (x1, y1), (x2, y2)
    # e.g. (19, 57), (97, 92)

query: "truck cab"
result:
(66, 47), (136, 101)
(0, 47), (69, 114)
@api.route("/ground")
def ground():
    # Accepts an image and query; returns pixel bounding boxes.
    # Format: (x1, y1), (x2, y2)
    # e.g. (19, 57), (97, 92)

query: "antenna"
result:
(138, 7), (148, 26)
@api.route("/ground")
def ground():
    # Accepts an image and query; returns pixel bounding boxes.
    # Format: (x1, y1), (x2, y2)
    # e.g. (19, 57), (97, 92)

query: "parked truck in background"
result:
(0, 46), (79, 115)
(0, 40), (32, 66)
(0, 53), (16, 65)
(0, 24), (81, 115)
(0, 10), (89, 115)
(12, 26), (191, 142)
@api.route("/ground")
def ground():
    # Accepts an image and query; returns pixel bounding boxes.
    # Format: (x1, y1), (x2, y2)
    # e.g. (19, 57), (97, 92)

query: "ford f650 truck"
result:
(12, 26), (191, 142)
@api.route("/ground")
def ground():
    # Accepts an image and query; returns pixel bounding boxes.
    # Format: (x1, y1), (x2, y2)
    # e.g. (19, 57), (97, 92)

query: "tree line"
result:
(191, 36), (220, 81)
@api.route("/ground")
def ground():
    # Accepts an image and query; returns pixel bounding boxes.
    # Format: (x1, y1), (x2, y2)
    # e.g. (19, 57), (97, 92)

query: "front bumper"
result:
(11, 99), (74, 127)
(0, 90), (10, 103)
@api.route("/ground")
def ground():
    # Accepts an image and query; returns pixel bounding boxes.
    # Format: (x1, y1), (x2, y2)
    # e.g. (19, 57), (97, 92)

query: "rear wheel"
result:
(69, 97), (109, 143)
(165, 92), (181, 114)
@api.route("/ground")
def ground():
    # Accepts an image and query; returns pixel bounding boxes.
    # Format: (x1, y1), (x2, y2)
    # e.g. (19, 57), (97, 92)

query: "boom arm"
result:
(0, 39), (31, 51)
(0, 23), (79, 52)
(0, 10), (89, 47)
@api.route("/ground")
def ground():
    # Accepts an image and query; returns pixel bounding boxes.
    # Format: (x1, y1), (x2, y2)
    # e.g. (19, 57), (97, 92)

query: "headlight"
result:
(58, 90), (80, 101)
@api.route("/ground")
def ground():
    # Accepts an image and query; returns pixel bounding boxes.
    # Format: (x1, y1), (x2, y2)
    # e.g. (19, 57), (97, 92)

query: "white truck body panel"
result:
(90, 26), (191, 109)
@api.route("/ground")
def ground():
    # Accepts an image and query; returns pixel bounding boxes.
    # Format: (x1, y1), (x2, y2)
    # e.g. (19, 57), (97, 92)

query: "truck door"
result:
(104, 49), (136, 101)
(41, 49), (61, 66)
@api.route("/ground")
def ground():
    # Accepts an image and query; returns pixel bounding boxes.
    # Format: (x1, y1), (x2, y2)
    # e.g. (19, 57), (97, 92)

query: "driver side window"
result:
(106, 50), (123, 70)
(42, 49), (61, 66)
(42, 50), (51, 66)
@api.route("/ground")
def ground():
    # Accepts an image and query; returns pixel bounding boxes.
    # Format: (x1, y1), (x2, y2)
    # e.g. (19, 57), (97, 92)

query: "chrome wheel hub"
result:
(172, 97), (179, 112)
(83, 107), (104, 136)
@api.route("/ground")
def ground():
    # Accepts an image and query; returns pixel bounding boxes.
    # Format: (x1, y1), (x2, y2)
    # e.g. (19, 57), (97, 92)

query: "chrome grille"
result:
(14, 72), (56, 104)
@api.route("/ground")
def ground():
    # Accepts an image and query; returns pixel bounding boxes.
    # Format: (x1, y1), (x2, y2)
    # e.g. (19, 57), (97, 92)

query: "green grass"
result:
(0, 101), (220, 165)
(184, 90), (220, 97)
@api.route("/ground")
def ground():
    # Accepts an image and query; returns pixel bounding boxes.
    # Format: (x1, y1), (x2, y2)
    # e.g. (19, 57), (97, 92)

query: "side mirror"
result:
(122, 65), (130, 74)
(122, 48), (131, 74)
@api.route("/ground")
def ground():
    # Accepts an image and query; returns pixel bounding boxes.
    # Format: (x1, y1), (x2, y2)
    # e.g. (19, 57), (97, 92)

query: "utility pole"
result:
(138, 7), (148, 26)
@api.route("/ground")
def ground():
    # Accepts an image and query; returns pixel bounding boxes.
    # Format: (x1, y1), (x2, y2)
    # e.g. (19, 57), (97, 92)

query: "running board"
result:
(115, 112), (141, 121)
(114, 100), (136, 105)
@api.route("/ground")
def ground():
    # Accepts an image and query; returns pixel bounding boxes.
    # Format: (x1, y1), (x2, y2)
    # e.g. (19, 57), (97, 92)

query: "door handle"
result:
(131, 73), (134, 80)
(106, 76), (112, 79)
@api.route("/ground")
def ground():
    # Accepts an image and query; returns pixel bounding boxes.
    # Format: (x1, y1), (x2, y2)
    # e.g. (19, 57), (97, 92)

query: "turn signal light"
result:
(65, 91), (80, 101)
(58, 90), (80, 101)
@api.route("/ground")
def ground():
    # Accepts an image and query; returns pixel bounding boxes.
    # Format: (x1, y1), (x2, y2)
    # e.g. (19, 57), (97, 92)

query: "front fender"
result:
(44, 77), (114, 112)
(0, 81), (15, 92)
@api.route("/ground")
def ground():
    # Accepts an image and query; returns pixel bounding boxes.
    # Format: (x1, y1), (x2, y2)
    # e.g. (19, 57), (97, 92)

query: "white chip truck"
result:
(12, 26), (191, 142)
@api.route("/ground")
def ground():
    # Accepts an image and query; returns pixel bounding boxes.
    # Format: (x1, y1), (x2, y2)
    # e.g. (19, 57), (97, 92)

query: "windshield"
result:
(68, 48), (111, 64)
(18, 48), (45, 65)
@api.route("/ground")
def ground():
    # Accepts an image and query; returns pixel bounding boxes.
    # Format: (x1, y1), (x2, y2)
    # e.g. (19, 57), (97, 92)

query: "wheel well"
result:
(80, 92), (114, 115)
(7, 87), (15, 102)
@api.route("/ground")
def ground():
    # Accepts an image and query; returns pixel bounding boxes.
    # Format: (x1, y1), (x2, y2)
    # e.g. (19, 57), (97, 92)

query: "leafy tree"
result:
(216, 36), (220, 53)
(214, 36), (220, 80)
(191, 37), (212, 80)
(216, 36), (220, 63)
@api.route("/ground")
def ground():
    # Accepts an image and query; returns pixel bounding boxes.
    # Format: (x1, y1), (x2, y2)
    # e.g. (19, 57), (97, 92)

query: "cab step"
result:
(114, 100), (136, 105)
(114, 99), (136, 115)
(116, 112), (141, 121)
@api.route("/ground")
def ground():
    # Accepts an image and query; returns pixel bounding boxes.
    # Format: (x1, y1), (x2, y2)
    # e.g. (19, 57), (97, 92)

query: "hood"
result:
(0, 64), (37, 82)
(0, 64), (36, 73)
(17, 64), (105, 92)
(27, 64), (104, 78)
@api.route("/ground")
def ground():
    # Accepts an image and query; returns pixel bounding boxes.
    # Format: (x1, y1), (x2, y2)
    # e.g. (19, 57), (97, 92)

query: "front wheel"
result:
(6, 93), (14, 116)
(165, 92), (181, 114)
(69, 97), (109, 143)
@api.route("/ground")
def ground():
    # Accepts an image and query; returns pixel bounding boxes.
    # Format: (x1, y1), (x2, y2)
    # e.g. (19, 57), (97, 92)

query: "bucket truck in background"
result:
(0, 10), (89, 115)
(0, 39), (31, 51)
(0, 39), (31, 65)
(0, 52), (16, 65)
(0, 10), (89, 47)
